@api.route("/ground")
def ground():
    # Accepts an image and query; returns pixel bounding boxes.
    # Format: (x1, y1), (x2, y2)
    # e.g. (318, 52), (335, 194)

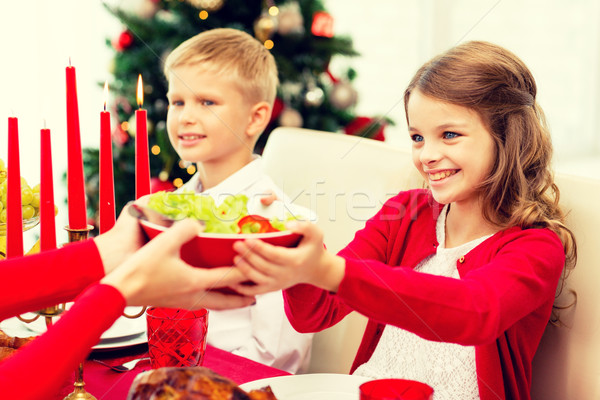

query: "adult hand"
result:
(231, 221), (345, 295)
(93, 201), (148, 276)
(101, 218), (255, 310)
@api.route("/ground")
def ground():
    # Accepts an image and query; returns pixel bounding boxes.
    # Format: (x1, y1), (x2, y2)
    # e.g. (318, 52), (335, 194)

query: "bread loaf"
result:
(127, 367), (278, 400)
(0, 329), (35, 362)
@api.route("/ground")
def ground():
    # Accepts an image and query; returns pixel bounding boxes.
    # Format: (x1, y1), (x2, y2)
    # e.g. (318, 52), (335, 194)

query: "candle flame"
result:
(103, 81), (109, 111)
(136, 74), (144, 107)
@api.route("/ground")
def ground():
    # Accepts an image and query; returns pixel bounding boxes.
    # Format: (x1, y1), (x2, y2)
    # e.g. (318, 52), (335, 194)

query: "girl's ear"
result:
(246, 101), (272, 139)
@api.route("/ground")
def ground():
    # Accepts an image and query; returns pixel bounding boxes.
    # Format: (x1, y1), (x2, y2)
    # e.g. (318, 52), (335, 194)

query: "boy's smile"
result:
(177, 133), (207, 147)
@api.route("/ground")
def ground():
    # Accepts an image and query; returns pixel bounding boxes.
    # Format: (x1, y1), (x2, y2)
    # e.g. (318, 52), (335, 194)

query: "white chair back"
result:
(261, 127), (423, 373)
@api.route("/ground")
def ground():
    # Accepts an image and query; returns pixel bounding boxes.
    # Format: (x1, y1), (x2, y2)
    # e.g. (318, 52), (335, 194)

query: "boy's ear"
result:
(246, 101), (272, 139)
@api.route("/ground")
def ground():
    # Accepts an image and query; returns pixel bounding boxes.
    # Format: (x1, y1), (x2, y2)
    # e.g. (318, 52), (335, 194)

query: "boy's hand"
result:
(259, 191), (278, 206)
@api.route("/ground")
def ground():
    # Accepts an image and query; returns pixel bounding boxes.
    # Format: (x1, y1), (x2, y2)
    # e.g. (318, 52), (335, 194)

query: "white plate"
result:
(240, 373), (372, 400)
(0, 307), (148, 351)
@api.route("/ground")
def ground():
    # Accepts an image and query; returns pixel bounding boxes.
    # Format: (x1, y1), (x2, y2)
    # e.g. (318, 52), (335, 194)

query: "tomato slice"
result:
(237, 215), (279, 233)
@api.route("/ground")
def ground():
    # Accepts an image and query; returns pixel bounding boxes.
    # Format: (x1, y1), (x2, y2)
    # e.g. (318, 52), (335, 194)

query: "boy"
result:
(163, 28), (312, 373)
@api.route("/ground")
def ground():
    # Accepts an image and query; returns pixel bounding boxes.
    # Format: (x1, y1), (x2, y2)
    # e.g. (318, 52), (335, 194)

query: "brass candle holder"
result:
(10, 221), (147, 399)
(60, 224), (147, 399)
(63, 224), (96, 400)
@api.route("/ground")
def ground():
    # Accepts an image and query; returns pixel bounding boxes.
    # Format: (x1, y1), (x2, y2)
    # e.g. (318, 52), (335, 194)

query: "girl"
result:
(231, 41), (577, 400)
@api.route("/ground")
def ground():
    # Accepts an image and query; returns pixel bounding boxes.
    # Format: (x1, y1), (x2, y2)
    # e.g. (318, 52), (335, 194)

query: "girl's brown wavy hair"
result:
(403, 41), (577, 315)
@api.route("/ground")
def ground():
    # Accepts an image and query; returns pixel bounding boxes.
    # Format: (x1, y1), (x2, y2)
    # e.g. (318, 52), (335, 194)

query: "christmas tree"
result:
(83, 0), (392, 228)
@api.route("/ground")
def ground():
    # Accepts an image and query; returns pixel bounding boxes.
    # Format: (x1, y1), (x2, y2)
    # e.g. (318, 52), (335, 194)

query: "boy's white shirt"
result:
(178, 157), (313, 373)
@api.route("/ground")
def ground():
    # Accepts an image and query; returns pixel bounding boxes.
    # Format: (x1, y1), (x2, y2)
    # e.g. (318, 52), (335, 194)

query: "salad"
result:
(147, 191), (291, 234)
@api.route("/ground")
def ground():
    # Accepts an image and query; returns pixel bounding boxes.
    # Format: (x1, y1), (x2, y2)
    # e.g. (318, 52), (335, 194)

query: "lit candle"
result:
(65, 62), (87, 229)
(6, 117), (23, 258)
(40, 124), (57, 251)
(99, 81), (115, 233)
(135, 74), (150, 199)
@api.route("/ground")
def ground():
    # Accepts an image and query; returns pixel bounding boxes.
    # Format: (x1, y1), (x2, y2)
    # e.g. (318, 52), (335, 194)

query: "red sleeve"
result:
(283, 283), (353, 333)
(0, 239), (105, 321)
(0, 283), (126, 400)
(338, 228), (565, 345)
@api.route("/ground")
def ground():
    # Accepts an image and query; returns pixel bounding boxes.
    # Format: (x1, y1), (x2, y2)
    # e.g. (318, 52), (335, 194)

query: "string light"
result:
(187, 165), (197, 175)
(199, 10), (208, 19)
(178, 160), (187, 168)
(121, 121), (129, 131)
(151, 145), (161, 155)
(173, 178), (183, 188)
(268, 6), (279, 16)
(264, 40), (274, 50)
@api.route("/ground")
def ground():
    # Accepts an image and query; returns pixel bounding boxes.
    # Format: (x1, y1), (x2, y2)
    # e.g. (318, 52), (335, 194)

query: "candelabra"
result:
(60, 225), (146, 399)
(62, 224), (95, 400)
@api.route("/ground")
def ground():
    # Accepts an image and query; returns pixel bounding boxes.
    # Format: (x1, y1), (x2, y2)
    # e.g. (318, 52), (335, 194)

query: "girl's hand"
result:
(231, 221), (345, 295)
(101, 218), (255, 310)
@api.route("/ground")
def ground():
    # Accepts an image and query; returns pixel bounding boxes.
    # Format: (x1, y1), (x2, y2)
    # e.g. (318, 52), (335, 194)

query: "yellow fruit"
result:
(22, 205), (35, 220)
(21, 188), (33, 205)
(31, 192), (40, 208)
(0, 236), (5, 259)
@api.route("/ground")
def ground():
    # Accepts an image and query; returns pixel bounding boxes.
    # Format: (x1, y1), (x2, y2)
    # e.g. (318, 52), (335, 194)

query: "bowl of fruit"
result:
(138, 191), (302, 268)
(0, 159), (41, 236)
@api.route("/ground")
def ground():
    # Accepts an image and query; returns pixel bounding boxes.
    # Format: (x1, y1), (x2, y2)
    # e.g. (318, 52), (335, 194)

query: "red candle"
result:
(99, 81), (116, 233)
(65, 63), (87, 229)
(135, 74), (150, 199)
(6, 117), (23, 258)
(40, 126), (57, 251)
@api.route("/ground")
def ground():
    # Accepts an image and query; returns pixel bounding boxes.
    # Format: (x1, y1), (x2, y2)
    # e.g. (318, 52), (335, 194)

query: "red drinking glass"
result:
(359, 379), (434, 400)
(146, 307), (209, 369)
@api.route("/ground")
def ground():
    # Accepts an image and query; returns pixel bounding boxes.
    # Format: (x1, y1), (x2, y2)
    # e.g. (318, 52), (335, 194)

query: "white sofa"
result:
(262, 127), (423, 373)
(262, 127), (600, 399)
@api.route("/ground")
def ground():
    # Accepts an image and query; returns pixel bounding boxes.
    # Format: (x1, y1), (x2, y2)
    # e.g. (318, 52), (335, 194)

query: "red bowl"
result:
(140, 219), (302, 267)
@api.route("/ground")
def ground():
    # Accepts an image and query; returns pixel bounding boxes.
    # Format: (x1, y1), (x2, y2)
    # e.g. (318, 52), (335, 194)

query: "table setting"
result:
(0, 60), (435, 400)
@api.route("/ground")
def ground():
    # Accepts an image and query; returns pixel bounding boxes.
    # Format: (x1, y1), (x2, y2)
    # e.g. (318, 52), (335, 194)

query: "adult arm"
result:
(0, 283), (125, 400)
(0, 240), (104, 321)
(0, 219), (255, 400)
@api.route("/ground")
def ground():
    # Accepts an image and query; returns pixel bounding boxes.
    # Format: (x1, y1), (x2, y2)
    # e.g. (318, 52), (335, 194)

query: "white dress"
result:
(178, 157), (314, 373)
(353, 205), (489, 399)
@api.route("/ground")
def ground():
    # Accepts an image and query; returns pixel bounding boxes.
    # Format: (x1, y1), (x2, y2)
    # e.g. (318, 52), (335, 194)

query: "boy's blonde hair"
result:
(163, 28), (278, 105)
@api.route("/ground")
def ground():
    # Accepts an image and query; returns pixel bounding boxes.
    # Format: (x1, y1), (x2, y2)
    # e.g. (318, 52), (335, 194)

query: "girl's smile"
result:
(425, 169), (459, 183)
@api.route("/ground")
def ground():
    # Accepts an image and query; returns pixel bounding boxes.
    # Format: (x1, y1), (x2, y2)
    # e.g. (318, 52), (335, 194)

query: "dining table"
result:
(56, 343), (291, 399)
